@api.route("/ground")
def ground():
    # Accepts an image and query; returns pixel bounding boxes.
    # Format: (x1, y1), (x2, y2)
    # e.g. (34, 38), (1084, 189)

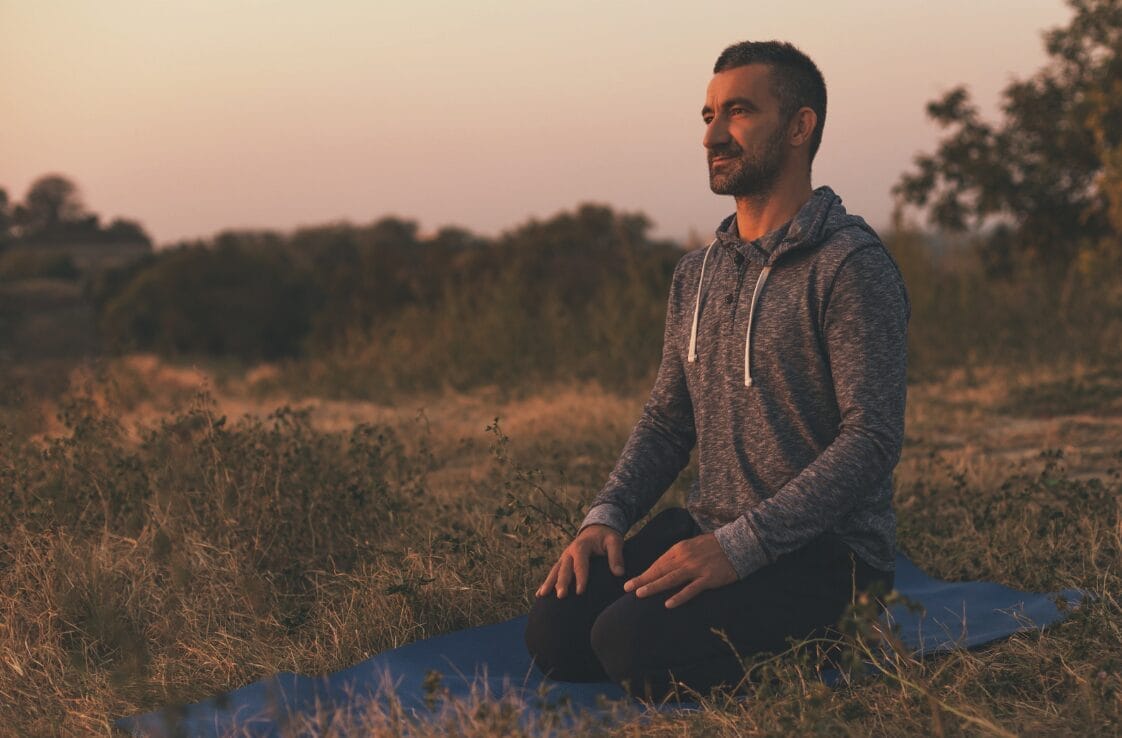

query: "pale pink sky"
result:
(1, 1), (1073, 246)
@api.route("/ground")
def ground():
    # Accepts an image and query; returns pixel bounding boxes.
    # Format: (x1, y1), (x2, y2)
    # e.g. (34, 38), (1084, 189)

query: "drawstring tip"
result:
(745, 377), (754, 388)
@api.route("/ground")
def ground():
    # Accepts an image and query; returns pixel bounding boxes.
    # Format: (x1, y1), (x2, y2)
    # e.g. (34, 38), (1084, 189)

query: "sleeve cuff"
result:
(712, 515), (771, 579)
(579, 503), (630, 536)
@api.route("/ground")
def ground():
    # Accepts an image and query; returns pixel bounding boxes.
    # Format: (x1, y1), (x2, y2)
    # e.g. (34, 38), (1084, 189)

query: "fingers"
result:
(623, 552), (670, 594)
(606, 534), (625, 577)
(665, 580), (706, 609)
(536, 561), (560, 597)
(573, 547), (590, 595)
(631, 568), (691, 598)
(540, 533), (730, 605)
(535, 527), (626, 600)
(622, 540), (704, 603)
(623, 569), (651, 594)
(555, 552), (575, 598)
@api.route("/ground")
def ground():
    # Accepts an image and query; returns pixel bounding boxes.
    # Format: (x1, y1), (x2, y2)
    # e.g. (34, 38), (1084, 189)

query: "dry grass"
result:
(1, 355), (1120, 736)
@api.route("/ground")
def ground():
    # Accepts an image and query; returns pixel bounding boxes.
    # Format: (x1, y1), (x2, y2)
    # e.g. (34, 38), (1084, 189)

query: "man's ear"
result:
(789, 107), (818, 147)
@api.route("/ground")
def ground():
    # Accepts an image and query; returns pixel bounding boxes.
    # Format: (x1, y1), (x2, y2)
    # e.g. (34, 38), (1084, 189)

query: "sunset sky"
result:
(1, 1), (1074, 247)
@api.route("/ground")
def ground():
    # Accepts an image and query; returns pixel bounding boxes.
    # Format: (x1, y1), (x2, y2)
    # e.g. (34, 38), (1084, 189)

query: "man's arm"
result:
(713, 244), (910, 578)
(539, 255), (699, 598)
(579, 256), (698, 536)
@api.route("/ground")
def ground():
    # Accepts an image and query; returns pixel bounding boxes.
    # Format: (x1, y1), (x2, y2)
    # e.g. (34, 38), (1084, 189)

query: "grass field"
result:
(1, 355), (1119, 736)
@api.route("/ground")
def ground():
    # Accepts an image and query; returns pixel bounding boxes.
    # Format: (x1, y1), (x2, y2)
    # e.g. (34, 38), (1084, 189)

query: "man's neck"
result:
(733, 176), (813, 242)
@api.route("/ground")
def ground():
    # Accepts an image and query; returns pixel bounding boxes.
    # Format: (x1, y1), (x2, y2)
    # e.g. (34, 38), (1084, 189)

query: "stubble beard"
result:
(708, 125), (788, 198)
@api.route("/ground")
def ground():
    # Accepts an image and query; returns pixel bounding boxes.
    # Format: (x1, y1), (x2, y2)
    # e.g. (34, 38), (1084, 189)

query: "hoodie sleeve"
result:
(579, 256), (698, 535)
(712, 244), (909, 578)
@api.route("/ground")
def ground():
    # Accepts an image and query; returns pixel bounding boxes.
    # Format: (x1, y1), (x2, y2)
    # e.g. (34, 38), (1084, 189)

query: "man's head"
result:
(702, 41), (826, 197)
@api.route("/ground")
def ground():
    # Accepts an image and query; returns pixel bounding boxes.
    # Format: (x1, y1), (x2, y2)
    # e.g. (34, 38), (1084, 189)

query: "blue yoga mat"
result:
(116, 553), (1085, 737)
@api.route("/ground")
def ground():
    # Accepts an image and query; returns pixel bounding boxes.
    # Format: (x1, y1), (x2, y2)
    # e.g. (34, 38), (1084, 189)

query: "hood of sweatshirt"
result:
(711, 185), (880, 266)
(688, 186), (882, 387)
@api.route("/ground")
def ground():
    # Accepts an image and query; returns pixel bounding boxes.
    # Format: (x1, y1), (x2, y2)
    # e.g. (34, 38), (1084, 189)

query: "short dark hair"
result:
(713, 41), (827, 166)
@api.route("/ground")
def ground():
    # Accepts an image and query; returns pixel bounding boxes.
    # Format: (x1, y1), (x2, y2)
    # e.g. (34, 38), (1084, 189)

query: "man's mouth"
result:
(708, 151), (739, 166)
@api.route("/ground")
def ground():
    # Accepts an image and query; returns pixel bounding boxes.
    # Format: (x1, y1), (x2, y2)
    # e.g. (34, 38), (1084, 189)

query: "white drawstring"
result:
(687, 241), (770, 389)
(744, 265), (772, 387)
(687, 240), (716, 363)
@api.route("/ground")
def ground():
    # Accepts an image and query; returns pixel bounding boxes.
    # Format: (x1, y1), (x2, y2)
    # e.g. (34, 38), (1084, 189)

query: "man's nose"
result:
(703, 115), (729, 150)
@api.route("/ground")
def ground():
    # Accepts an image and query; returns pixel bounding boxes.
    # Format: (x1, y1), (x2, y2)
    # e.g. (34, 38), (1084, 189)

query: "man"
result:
(523, 40), (909, 699)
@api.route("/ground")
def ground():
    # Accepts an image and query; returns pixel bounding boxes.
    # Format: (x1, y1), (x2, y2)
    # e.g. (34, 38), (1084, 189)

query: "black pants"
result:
(523, 507), (893, 699)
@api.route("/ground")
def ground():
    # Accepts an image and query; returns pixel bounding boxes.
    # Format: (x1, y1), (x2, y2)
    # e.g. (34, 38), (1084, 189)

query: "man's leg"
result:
(523, 507), (699, 681)
(589, 533), (893, 699)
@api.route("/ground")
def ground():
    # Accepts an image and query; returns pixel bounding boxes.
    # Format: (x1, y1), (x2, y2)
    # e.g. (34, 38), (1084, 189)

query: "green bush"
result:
(98, 239), (316, 360)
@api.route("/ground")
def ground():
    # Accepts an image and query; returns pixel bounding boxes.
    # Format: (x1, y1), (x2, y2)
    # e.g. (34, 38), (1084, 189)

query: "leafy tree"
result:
(1, 175), (152, 248)
(893, 0), (1122, 276)
(16, 174), (88, 236)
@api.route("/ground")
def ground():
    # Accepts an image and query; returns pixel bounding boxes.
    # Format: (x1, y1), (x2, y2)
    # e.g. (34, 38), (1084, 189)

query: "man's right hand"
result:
(535, 524), (625, 598)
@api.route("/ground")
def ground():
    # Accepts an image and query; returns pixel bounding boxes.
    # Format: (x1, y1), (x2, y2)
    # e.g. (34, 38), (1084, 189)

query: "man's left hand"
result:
(623, 532), (738, 608)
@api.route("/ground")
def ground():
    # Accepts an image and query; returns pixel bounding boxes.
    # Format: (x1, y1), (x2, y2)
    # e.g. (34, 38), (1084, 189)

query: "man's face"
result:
(702, 64), (791, 197)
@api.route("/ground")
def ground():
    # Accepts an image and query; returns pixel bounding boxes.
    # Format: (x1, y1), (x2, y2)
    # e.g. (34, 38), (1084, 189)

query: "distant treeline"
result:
(90, 203), (1122, 398)
(93, 205), (681, 395)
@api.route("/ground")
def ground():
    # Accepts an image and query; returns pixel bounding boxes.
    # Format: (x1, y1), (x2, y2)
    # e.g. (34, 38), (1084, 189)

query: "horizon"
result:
(1, 1), (1073, 248)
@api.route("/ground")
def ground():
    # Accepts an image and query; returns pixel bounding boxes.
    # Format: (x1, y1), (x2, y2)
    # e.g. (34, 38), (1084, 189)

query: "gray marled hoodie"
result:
(580, 186), (909, 577)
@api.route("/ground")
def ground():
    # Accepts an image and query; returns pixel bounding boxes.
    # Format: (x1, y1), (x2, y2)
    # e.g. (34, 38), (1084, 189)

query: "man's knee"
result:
(589, 597), (655, 694)
(589, 592), (745, 700)
(523, 596), (570, 674)
(524, 595), (607, 681)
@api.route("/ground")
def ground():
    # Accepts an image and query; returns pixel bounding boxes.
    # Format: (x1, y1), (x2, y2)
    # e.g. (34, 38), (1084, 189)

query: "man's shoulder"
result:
(813, 216), (887, 266)
(804, 217), (901, 288)
(815, 220), (910, 316)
